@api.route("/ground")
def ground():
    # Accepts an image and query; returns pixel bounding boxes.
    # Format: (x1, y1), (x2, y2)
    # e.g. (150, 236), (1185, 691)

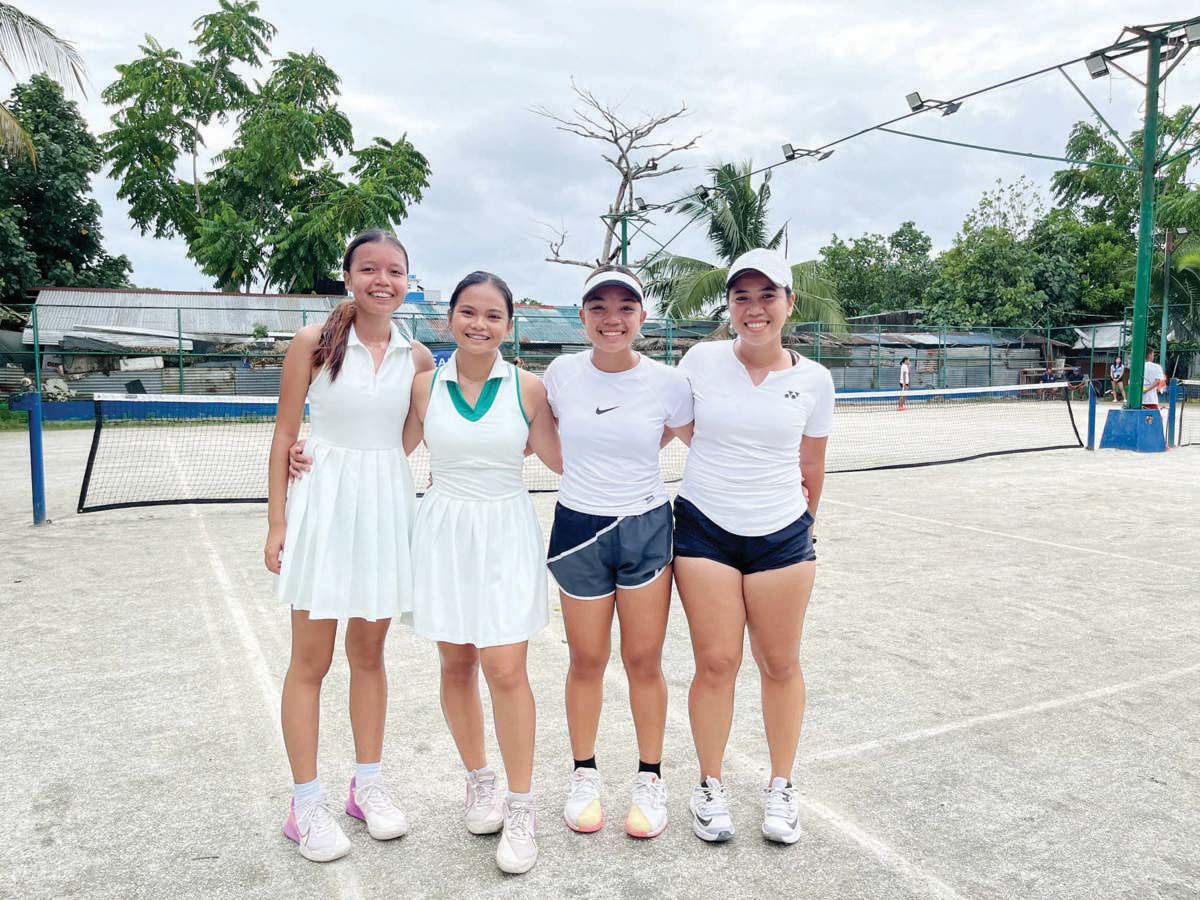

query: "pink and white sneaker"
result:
(283, 796), (352, 862)
(345, 776), (409, 840)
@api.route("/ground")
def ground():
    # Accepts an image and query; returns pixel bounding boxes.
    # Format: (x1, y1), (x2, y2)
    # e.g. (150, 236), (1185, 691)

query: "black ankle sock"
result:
(638, 761), (661, 778)
(573, 756), (597, 771)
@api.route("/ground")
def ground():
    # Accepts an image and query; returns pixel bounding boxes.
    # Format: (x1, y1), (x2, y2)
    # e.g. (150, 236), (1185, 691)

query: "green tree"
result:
(639, 161), (842, 323)
(0, 4), (86, 162)
(921, 180), (1046, 327)
(1052, 106), (1198, 235)
(818, 221), (932, 317)
(102, 1), (431, 292)
(1025, 207), (1135, 325)
(0, 75), (131, 305)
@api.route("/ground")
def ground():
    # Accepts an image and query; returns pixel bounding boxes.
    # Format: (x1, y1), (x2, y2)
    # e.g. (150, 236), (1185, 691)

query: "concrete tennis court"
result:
(2, 424), (1198, 899)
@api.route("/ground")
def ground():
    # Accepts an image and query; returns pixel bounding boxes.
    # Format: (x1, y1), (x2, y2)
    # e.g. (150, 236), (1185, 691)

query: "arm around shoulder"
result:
(520, 371), (562, 473)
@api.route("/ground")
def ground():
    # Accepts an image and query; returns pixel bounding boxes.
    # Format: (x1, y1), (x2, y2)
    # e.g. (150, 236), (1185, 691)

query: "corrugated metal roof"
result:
(27, 288), (343, 346)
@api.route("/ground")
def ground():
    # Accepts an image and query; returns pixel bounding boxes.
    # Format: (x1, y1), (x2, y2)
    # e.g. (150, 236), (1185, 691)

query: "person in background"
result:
(898, 356), (910, 411)
(1142, 347), (1167, 410)
(1109, 356), (1125, 402)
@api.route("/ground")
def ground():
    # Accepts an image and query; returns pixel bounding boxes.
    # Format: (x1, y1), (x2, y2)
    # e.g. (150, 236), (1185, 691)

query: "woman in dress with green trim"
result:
(407, 271), (560, 875)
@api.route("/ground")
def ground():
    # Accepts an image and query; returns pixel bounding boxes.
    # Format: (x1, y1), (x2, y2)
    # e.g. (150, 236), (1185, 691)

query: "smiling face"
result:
(449, 281), (512, 355)
(344, 242), (408, 316)
(727, 271), (794, 345)
(580, 286), (645, 354)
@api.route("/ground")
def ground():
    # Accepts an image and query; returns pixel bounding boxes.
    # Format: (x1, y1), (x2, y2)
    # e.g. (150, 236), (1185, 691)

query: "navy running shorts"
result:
(672, 496), (815, 575)
(547, 501), (673, 600)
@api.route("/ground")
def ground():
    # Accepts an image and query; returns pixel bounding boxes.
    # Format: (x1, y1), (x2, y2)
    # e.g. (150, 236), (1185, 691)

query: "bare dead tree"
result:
(530, 82), (701, 270)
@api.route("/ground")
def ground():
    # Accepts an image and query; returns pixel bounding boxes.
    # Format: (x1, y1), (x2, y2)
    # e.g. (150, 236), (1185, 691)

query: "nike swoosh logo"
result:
(595, 406), (619, 414)
(695, 814), (712, 826)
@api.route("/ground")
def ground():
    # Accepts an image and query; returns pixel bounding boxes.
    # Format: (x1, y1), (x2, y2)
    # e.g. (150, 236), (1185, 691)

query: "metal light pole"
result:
(1125, 34), (1162, 410)
(1160, 227), (1186, 369)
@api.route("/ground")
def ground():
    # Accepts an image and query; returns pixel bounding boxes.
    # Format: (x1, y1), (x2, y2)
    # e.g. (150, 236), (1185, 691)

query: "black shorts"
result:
(672, 496), (815, 575)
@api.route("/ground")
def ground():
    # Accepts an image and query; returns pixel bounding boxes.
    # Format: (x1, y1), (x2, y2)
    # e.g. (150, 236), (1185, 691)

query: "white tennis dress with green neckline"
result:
(276, 322), (417, 620)
(409, 352), (548, 647)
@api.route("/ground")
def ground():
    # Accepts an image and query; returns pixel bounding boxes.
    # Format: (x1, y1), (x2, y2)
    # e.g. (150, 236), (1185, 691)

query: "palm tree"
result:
(639, 161), (843, 325)
(0, 4), (87, 163)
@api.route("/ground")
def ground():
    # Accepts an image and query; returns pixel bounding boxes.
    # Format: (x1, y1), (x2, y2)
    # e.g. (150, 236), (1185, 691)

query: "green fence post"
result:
(1089, 326), (1096, 393)
(815, 321), (822, 363)
(666, 316), (674, 366)
(875, 324), (882, 388)
(940, 326), (947, 388)
(988, 327), (993, 385)
(512, 313), (521, 359)
(31, 303), (42, 392)
(177, 307), (185, 394)
(302, 310), (308, 328)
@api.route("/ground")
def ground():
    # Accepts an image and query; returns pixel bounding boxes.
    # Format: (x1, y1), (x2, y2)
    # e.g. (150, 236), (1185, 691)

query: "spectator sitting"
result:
(1066, 366), (1086, 398)
(1039, 365), (1057, 399)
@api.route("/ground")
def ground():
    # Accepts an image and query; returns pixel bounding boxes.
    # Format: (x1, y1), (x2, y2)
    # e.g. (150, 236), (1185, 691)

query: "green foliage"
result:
(818, 222), (932, 317)
(1052, 106), (1198, 235)
(0, 3), (88, 162)
(251, 321), (268, 338)
(640, 161), (842, 324)
(0, 75), (131, 305)
(101, 1), (432, 293)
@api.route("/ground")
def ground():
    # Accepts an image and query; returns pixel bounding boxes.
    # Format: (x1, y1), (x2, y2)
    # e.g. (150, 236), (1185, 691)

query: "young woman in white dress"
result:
(407, 271), (560, 875)
(266, 230), (434, 862)
(671, 248), (834, 846)
(542, 265), (693, 839)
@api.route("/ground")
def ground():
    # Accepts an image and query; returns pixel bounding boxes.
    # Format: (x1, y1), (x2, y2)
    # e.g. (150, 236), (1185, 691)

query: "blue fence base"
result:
(1098, 408), (1167, 453)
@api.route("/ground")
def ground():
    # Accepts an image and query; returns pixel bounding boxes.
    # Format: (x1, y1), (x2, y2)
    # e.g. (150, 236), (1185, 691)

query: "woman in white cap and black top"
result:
(671, 247), (834, 845)
(543, 264), (693, 839)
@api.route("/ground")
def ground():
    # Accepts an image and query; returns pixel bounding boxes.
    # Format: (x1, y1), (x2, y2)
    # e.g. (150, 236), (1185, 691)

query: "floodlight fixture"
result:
(1085, 53), (1109, 78)
(818, 150), (835, 160)
(695, 185), (710, 201)
(941, 101), (962, 116)
(782, 143), (797, 161)
(634, 197), (648, 211)
(906, 92), (924, 112)
(1188, 23), (1200, 46)
(646, 159), (658, 171)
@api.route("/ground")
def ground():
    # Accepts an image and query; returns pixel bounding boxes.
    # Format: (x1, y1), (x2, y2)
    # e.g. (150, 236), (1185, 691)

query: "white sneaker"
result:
(283, 795), (352, 862)
(624, 772), (668, 838)
(496, 798), (538, 874)
(761, 776), (803, 844)
(345, 776), (408, 840)
(689, 776), (734, 843)
(465, 768), (505, 835)
(563, 767), (604, 833)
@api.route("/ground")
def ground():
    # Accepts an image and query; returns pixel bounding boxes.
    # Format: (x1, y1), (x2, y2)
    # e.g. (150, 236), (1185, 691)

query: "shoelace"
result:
(567, 769), (602, 802)
(763, 784), (797, 821)
(505, 802), (535, 842)
(357, 780), (397, 815)
(471, 772), (497, 810)
(298, 797), (341, 841)
(694, 783), (730, 818)
(631, 777), (666, 809)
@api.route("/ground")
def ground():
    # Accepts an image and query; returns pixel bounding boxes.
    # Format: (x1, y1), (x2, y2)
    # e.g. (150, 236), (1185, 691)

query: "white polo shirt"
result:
(678, 341), (835, 536)
(1143, 360), (1165, 405)
(544, 351), (694, 516)
(900, 361), (910, 386)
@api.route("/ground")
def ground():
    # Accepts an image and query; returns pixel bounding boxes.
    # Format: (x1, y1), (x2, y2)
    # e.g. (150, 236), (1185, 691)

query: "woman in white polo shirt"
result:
(543, 265), (693, 839)
(672, 248), (834, 846)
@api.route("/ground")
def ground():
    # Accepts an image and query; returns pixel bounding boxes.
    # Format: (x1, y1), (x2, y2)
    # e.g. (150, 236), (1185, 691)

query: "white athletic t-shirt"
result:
(678, 341), (835, 536)
(900, 361), (910, 386)
(544, 351), (694, 516)
(1143, 360), (1165, 405)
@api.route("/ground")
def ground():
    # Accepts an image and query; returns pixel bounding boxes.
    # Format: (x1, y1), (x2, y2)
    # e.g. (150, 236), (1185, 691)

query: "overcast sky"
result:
(24, 1), (1200, 305)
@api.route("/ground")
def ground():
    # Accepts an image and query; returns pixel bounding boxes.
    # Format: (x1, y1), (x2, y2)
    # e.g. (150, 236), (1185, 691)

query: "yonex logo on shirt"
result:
(784, 391), (799, 399)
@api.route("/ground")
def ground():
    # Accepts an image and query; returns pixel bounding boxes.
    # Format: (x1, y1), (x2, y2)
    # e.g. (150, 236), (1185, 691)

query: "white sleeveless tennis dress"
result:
(410, 352), (548, 647)
(276, 322), (417, 620)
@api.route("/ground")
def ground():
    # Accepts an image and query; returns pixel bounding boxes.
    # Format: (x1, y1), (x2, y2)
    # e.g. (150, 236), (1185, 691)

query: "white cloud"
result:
(17, 0), (1198, 306)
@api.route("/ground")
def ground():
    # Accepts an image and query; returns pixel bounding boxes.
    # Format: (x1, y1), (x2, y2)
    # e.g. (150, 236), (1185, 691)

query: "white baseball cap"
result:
(726, 248), (792, 291)
(582, 268), (644, 304)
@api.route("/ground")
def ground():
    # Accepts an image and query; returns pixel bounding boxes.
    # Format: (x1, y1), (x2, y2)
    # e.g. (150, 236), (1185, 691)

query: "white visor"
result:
(582, 270), (644, 304)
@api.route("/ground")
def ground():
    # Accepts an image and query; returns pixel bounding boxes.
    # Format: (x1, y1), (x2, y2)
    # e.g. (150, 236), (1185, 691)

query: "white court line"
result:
(823, 498), (1193, 572)
(650, 677), (965, 897)
(171, 445), (364, 900)
(804, 660), (1200, 764)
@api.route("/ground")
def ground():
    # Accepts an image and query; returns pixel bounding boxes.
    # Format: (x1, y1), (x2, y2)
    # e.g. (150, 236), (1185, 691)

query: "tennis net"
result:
(77, 382), (1083, 513)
